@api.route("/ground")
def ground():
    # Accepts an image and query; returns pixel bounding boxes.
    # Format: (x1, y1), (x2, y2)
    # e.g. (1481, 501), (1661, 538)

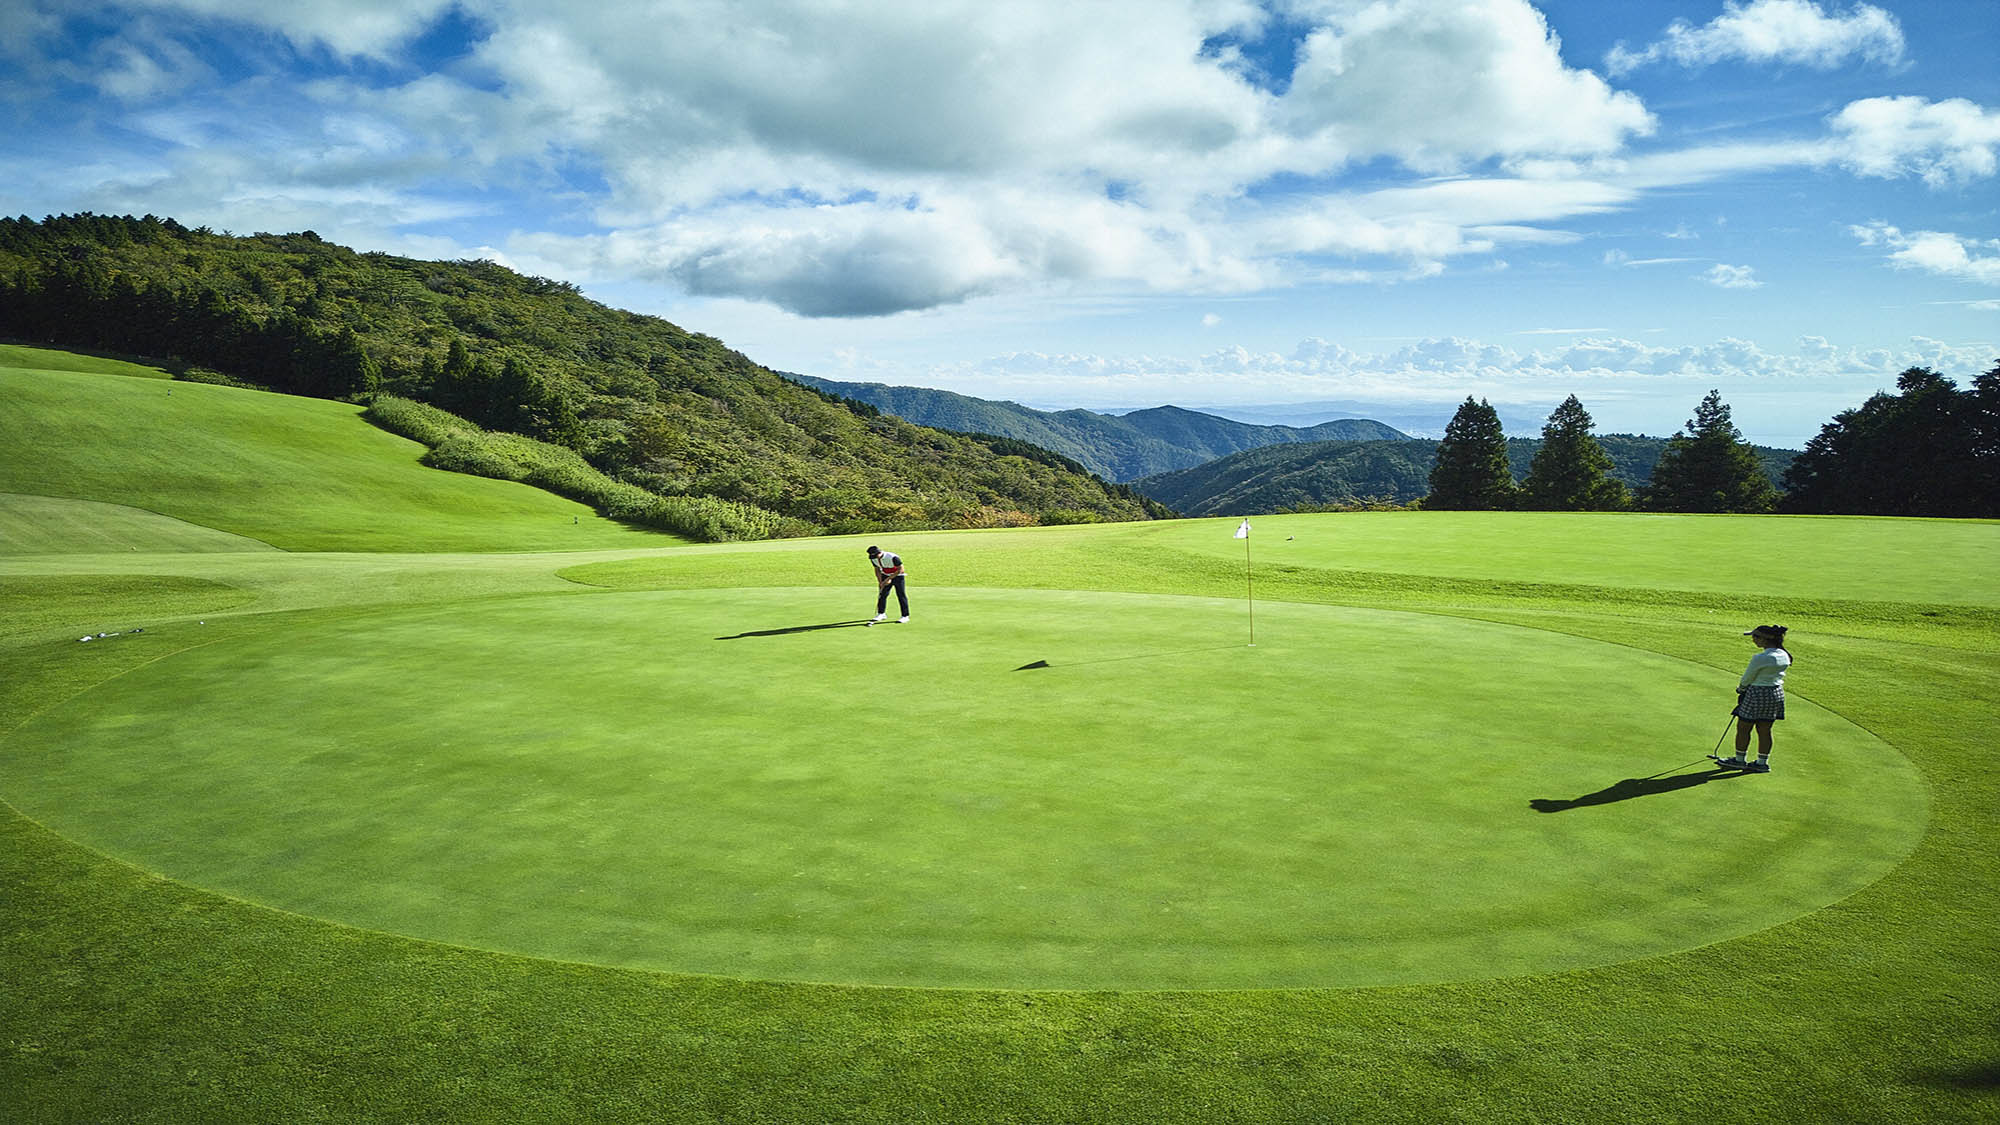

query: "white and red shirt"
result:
(872, 551), (905, 580)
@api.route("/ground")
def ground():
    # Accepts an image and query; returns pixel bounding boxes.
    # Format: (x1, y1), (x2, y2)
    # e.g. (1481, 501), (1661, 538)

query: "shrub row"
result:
(364, 396), (795, 542)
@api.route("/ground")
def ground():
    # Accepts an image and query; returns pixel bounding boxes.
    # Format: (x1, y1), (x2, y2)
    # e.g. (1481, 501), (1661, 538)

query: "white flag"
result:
(1234, 519), (1251, 539)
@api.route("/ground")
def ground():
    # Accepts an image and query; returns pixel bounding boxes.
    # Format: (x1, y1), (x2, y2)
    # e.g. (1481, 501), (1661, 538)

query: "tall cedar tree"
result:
(1643, 389), (1777, 513)
(1425, 397), (1517, 509)
(1782, 366), (1999, 517)
(1521, 395), (1629, 510)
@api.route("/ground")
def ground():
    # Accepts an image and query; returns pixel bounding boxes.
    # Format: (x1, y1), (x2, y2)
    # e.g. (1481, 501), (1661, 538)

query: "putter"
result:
(1708, 712), (1740, 765)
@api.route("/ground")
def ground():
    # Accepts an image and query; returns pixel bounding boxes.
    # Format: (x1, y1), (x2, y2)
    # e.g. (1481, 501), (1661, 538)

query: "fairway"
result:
(7, 586), (1924, 990)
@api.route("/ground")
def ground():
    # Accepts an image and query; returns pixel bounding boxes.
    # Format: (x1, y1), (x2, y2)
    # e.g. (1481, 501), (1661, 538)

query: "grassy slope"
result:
(2, 357), (1996, 1122)
(0, 493), (277, 554)
(0, 350), (681, 552)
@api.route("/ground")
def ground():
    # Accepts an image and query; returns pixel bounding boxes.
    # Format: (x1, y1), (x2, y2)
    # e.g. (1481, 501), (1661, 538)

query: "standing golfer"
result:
(1720, 625), (1791, 772)
(867, 545), (909, 623)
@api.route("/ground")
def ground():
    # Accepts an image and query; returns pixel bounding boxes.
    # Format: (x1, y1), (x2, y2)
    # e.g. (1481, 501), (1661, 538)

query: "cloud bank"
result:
(4, 0), (1996, 322)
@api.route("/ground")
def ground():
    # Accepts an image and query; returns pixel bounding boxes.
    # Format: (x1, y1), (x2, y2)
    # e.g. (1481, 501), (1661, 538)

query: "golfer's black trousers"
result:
(877, 575), (909, 616)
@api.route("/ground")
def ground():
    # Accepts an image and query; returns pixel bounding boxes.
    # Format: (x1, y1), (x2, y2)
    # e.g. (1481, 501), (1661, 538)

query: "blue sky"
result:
(4, 1), (1997, 444)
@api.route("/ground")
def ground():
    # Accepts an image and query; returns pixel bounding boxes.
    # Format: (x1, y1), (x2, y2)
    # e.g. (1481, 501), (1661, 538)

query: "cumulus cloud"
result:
(1606, 0), (1904, 74)
(1279, 0), (1654, 172)
(1851, 222), (2000, 285)
(1829, 96), (2000, 187)
(1701, 264), (1763, 289)
(9, 1), (1993, 321)
(70, 0), (1664, 315)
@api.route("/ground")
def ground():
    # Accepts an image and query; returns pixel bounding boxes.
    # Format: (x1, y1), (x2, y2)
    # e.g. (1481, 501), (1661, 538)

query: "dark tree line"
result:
(0, 242), (382, 400)
(1781, 365), (2000, 517)
(1426, 390), (1778, 513)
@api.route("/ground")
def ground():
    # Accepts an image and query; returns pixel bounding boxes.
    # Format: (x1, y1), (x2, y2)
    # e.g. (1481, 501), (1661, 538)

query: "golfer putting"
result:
(1715, 625), (1791, 773)
(866, 545), (909, 624)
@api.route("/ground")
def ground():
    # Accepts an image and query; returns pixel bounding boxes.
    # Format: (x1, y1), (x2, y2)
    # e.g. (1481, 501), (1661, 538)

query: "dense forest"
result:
(790, 374), (1407, 481)
(1133, 432), (1797, 516)
(0, 213), (1165, 538)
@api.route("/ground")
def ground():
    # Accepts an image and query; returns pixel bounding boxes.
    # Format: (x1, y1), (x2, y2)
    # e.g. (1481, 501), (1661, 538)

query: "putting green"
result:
(2, 587), (1925, 990)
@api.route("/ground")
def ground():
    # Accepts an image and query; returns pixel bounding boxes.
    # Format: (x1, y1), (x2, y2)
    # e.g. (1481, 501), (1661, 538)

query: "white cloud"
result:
(11, 1), (1992, 321)
(1851, 222), (2000, 285)
(1281, 0), (1654, 173)
(1829, 96), (2000, 187)
(120, 0), (459, 59)
(1701, 264), (1763, 289)
(916, 332), (1999, 413)
(324, 0), (1657, 313)
(1605, 250), (1700, 268)
(896, 333), (1999, 436)
(1606, 0), (1904, 74)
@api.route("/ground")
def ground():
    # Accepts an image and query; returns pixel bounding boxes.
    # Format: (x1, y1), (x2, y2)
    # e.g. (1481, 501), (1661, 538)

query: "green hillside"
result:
(788, 373), (1406, 480)
(0, 214), (1160, 533)
(0, 350), (677, 552)
(1138, 433), (1798, 515)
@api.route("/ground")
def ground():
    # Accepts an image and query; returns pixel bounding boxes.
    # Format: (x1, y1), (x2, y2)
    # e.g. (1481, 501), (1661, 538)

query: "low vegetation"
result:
(363, 396), (798, 542)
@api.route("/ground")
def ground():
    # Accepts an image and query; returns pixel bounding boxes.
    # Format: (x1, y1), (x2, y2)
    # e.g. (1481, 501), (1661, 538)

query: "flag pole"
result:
(1235, 518), (1255, 647)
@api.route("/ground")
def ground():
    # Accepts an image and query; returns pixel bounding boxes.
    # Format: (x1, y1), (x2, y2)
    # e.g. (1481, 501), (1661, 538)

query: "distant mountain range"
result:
(1170, 400), (1549, 439)
(1134, 435), (1800, 516)
(785, 374), (1408, 481)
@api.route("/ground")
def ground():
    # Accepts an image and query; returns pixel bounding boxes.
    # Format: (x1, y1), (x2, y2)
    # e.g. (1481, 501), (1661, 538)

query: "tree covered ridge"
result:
(1134, 427), (1800, 517)
(0, 213), (1165, 538)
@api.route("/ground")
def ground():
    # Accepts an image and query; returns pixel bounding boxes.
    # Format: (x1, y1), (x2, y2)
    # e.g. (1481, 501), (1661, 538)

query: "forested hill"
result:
(0, 213), (1164, 537)
(787, 374), (1406, 481)
(1136, 435), (1798, 516)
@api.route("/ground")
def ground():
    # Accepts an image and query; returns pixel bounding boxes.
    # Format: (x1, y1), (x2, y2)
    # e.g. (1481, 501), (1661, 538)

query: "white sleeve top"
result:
(1739, 648), (1791, 689)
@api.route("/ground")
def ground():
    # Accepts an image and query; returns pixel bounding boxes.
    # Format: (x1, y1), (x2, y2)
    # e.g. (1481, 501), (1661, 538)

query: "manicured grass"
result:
(0, 362), (683, 552)
(5, 586), (1924, 991)
(0, 342), (175, 380)
(2, 349), (1996, 1122)
(0, 492), (278, 554)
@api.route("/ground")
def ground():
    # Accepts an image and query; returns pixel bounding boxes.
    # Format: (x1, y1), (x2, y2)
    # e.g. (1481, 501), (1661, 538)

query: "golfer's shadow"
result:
(716, 620), (874, 640)
(1531, 765), (1748, 813)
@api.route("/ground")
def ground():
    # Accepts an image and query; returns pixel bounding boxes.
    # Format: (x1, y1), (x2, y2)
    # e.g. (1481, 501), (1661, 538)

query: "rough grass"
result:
(363, 396), (795, 542)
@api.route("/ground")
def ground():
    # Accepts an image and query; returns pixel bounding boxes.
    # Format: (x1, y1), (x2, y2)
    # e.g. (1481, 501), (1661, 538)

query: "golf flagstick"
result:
(1234, 518), (1254, 646)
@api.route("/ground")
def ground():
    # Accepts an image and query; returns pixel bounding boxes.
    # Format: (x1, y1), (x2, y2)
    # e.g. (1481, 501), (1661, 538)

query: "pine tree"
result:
(1642, 390), (1777, 513)
(1521, 395), (1628, 510)
(1425, 397), (1516, 509)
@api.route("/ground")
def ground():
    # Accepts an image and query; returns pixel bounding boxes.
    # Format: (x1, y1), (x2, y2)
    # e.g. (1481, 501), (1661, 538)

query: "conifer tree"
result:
(1425, 396), (1516, 509)
(1521, 395), (1628, 510)
(1642, 389), (1776, 513)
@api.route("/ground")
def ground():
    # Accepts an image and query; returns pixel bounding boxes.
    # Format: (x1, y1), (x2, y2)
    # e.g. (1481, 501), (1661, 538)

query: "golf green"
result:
(3, 587), (1924, 990)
